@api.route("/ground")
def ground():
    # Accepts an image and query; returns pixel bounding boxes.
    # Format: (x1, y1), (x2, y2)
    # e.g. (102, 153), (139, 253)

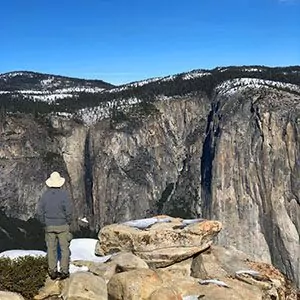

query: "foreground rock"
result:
(33, 277), (61, 300)
(32, 217), (299, 300)
(61, 272), (107, 300)
(149, 287), (182, 300)
(34, 244), (299, 300)
(72, 251), (149, 283)
(96, 216), (222, 267)
(108, 269), (163, 300)
(0, 291), (25, 300)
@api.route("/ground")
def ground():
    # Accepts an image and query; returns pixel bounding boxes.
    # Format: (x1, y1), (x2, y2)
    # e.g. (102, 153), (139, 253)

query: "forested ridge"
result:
(1, 65), (299, 116)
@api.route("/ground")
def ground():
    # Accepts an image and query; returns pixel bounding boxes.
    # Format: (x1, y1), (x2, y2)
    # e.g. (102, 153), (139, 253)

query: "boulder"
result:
(107, 269), (163, 300)
(34, 277), (61, 300)
(88, 261), (118, 283)
(61, 272), (107, 300)
(158, 257), (193, 278)
(191, 245), (250, 279)
(96, 216), (222, 267)
(195, 277), (263, 300)
(149, 287), (182, 300)
(155, 270), (204, 297)
(110, 251), (149, 271)
(72, 252), (149, 283)
(0, 292), (25, 300)
(156, 269), (265, 300)
(190, 245), (299, 300)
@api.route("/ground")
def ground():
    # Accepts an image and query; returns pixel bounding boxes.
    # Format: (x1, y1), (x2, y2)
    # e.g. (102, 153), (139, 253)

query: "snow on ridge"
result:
(160, 75), (176, 82)
(107, 77), (164, 94)
(243, 67), (263, 72)
(77, 93), (190, 126)
(31, 93), (74, 102)
(0, 90), (75, 103)
(55, 86), (105, 93)
(127, 77), (163, 88)
(77, 97), (141, 125)
(106, 70), (210, 94)
(216, 78), (300, 96)
(220, 68), (228, 73)
(0, 71), (32, 78)
(181, 71), (211, 80)
(41, 77), (55, 86)
(0, 85), (105, 104)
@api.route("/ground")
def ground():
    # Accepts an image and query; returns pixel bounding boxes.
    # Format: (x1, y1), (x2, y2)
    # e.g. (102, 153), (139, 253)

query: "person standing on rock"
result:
(36, 171), (73, 280)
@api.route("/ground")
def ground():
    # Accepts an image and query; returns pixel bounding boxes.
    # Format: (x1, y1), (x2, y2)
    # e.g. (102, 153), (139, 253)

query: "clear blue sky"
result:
(0, 0), (299, 84)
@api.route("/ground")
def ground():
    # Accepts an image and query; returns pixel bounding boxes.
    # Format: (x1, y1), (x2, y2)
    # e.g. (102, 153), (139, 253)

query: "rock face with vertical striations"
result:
(203, 85), (300, 286)
(0, 66), (299, 287)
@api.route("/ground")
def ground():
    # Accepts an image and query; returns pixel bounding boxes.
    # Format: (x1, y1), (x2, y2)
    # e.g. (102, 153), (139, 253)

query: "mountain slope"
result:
(0, 65), (299, 112)
(0, 71), (114, 103)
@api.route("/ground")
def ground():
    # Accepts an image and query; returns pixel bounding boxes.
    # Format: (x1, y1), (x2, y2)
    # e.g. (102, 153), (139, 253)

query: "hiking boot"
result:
(60, 272), (70, 280)
(48, 271), (60, 280)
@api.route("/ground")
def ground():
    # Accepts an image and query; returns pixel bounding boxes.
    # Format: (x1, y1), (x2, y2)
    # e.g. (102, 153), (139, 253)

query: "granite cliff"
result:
(0, 66), (299, 287)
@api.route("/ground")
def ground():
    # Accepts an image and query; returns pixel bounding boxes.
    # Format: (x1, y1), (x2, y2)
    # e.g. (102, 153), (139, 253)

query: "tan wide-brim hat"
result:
(45, 171), (65, 188)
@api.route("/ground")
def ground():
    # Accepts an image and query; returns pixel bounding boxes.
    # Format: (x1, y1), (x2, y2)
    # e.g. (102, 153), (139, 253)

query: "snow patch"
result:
(122, 217), (172, 229)
(0, 249), (46, 259)
(216, 78), (300, 96)
(77, 97), (141, 125)
(183, 296), (202, 300)
(70, 238), (112, 263)
(0, 238), (112, 274)
(0, 71), (31, 78)
(41, 77), (55, 86)
(181, 71), (211, 80)
(243, 67), (263, 72)
(0, 86), (104, 104)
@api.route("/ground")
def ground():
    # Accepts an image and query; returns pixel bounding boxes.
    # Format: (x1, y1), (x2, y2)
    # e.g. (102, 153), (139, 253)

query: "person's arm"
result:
(36, 195), (46, 225)
(63, 191), (73, 225)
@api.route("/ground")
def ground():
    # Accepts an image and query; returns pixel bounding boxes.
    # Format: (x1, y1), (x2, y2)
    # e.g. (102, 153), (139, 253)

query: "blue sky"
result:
(0, 0), (299, 84)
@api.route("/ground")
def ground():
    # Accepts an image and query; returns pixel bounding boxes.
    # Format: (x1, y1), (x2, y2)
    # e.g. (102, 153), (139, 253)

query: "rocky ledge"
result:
(95, 216), (222, 268)
(1, 216), (299, 300)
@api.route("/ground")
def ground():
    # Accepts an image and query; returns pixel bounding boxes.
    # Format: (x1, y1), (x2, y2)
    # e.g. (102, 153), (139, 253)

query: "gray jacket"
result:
(36, 188), (73, 226)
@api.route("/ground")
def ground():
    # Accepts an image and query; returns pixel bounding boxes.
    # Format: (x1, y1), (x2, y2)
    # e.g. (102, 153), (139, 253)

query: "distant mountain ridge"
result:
(1, 65), (299, 93)
(0, 70), (114, 103)
(0, 65), (299, 118)
(0, 70), (114, 91)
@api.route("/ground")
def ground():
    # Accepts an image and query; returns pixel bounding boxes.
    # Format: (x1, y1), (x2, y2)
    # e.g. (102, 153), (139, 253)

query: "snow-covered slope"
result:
(216, 78), (300, 96)
(0, 71), (114, 103)
(107, 69), (211, 94)
(1, 66), (299, 123)
(74, 74), (300, 125)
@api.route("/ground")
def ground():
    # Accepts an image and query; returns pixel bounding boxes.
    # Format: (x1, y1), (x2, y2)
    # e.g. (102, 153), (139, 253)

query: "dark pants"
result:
(45, 224), (72, 274)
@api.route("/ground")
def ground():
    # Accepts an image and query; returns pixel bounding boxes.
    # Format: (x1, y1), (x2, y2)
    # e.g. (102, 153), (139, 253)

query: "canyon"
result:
(0, 66), (299, 287)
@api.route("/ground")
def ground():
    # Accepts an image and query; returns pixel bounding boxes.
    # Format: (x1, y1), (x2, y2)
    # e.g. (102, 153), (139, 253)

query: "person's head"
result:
(45, 171), (65, 188)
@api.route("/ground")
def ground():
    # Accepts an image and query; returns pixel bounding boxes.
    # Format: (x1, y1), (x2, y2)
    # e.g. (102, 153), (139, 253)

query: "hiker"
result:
(36, 171), (73, 280)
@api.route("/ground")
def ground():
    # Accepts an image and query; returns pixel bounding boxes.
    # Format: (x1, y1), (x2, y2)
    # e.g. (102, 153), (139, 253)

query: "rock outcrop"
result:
(95, 216), (221, 267)
(29, 217), (299, 300)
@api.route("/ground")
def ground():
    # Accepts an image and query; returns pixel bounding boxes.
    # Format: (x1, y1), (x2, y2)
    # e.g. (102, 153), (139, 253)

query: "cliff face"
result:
(0, 83), (299, 287)
(205, 87), (300, 286)
(0, 115), (89, 222)
(88, 95), (210, 229)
